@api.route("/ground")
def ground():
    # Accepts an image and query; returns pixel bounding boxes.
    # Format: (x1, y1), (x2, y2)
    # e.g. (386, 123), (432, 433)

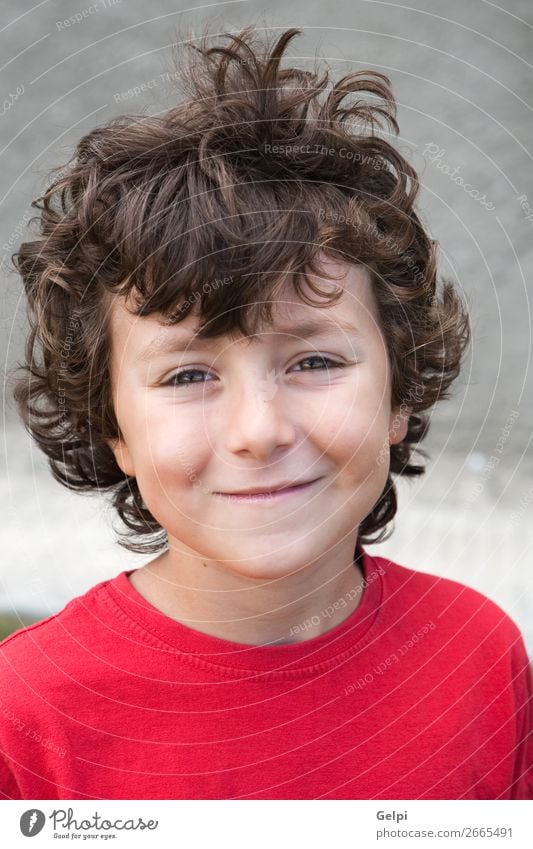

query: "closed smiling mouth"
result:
(214, 477), (323, 499)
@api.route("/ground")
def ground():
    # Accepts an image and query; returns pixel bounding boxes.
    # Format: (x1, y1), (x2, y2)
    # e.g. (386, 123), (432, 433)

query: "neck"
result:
(128, 540), (366, 646)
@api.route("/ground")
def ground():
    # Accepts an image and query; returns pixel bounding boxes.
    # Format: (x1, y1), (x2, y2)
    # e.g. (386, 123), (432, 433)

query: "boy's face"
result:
(106, 255), (410, 579)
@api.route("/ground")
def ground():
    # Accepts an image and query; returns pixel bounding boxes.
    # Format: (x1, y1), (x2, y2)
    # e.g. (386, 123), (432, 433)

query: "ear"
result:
(388, 405), (412, 446)
(106, 437), (135, 478)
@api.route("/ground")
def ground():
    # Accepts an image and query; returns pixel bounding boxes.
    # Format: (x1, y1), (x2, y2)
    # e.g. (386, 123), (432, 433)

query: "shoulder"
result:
(0, 574), (114, 651)
(367, 549), (527, 656)
(0, 573), (122, 696)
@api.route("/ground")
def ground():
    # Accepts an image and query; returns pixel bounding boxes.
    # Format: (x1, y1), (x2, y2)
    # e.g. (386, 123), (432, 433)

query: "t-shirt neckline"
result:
(104, 543), (384, 678)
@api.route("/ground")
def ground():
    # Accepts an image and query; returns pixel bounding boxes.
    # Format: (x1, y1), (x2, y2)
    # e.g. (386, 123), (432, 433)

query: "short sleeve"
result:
(508, 637), (533, 799)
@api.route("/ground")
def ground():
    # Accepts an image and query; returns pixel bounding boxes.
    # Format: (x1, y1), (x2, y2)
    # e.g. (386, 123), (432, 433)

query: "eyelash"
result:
(161, 356), (347, 388)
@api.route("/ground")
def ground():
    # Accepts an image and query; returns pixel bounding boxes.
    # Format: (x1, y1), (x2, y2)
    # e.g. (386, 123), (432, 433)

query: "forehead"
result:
(107, 259), (380, 354)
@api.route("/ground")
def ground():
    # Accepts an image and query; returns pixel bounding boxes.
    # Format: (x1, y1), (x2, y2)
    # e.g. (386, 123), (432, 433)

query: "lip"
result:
(214, 477), (323, 501)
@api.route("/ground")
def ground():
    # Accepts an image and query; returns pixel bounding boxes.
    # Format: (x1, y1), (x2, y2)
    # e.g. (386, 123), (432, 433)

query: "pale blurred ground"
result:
(1, 1), (532, 653)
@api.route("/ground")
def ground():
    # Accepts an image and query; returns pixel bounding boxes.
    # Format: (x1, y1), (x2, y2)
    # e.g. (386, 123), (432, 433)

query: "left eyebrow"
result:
(137, 316), (363, 362)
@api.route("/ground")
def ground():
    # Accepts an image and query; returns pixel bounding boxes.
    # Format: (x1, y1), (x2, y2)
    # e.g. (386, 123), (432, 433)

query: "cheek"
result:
(341, 423), (389, 469)
(323, 383), (389, 445)
(138, 407), (210, 484)
(321, 396), (391, 479)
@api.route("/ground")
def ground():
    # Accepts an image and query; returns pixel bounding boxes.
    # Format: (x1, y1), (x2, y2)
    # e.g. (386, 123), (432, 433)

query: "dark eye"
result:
(293, 356), (345, 371)
(163, 368), (211, 387)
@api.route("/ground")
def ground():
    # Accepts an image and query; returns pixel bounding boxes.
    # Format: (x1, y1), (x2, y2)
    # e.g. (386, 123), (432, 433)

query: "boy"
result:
(1, 25), (531, 800)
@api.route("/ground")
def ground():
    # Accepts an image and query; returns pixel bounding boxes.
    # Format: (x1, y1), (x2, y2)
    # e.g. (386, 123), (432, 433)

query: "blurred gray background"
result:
(1, 1), (532, 652)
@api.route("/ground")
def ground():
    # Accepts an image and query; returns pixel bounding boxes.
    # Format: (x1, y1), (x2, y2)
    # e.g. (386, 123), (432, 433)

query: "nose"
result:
(222, 365), (297, 460)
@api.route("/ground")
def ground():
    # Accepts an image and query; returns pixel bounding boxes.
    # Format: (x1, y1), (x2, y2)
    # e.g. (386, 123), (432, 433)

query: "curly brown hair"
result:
(9, 25), (470, 554)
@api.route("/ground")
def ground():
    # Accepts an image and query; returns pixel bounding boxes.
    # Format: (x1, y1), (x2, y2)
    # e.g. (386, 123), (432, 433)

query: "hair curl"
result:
(9, 25), (470, 554)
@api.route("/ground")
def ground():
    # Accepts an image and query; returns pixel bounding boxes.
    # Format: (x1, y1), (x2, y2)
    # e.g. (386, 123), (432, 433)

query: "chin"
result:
(222, 546), (318, 581)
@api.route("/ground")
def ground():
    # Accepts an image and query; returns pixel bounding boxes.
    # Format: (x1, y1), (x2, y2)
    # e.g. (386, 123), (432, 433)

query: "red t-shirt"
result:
(0, 545), (531, 800)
